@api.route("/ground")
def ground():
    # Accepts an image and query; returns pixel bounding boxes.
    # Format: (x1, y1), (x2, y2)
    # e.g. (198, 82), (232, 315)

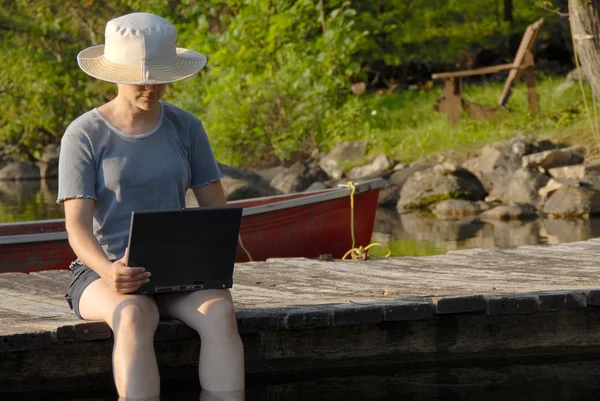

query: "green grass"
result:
(358, 74), (600, 163)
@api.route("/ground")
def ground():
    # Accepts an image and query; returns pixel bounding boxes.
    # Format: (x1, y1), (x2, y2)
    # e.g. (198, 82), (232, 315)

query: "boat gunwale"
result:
(0, 179), (382, 246)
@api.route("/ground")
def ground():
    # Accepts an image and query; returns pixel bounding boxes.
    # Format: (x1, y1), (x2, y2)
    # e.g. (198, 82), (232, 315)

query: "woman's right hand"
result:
(103, 249), (151, 294)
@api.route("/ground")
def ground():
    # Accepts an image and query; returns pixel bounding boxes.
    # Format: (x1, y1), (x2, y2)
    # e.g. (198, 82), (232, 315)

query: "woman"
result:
(58, 13), (244, 399)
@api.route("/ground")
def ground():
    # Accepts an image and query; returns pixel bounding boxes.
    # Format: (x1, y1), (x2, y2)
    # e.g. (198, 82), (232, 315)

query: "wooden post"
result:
(523, 51), (539, 113)
(437, 77), (462, 126)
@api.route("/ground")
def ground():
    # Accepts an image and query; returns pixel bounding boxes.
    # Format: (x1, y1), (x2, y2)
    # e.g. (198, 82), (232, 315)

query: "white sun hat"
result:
(77, 13), (207, 85)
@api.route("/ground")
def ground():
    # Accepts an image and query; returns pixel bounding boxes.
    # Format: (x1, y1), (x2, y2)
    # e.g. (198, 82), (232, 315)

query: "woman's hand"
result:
(102, 249), (151, 294)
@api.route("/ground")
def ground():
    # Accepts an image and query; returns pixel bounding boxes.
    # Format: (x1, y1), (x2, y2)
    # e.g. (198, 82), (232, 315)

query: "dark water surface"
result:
(7, 359), (600, 400)
(4, 179), (600, 256)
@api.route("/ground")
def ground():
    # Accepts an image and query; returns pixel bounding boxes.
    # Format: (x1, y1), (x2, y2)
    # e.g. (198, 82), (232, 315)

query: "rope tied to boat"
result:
(238, 234), (253, 261)
(342, 181), (391, 261)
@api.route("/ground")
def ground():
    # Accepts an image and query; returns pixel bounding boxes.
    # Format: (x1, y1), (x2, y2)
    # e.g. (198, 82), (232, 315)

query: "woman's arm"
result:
(192, 180), (227, 207)
(64, 198), (149, 293)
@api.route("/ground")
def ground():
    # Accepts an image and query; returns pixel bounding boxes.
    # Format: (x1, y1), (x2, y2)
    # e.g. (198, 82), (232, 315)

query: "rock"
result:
(378, 178), (399, 207)
(397, 162), (487, 212)
(431, 199), (490, 220)
(389, 163), (431, 188)
(269, 161), (328, 194)
(538, 177), (580, 200)
(220, 177), (277, 201)
(0, 162), (40, 180)
(305, 182), (329, 192)
(548, 164), (586, 181)
(504, 167), (550, 206)
(254, 166), (287, 182)
(461, 145), (502, 191)
(582, 174), (600, 190)
(543, 186), (600, 218)
(347, 154), (390, 179)
(479, 205), (538, 221)
(319, 141), (367, 180)
(304, 160), (329, 183)
(486, 136), (555, 202)
(217, 163), (279, 201)
(393, 163), (408, 171)
(555, 67), (588, 94)
(270, 170), (310, 194)
(521, 146), (584, 171)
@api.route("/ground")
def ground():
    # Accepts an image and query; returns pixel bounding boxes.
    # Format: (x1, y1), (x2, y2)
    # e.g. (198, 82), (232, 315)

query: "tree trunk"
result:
(569, 0), (600, 101)
(504, 0), (513, 23)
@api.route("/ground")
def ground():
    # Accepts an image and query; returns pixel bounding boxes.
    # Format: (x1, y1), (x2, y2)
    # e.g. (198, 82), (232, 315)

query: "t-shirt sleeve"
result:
(56, 131), (97, 203)
(189, 120), (224, 188)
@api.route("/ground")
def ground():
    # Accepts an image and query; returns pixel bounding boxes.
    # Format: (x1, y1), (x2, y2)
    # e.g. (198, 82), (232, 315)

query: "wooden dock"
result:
(4, 239), (600, 394)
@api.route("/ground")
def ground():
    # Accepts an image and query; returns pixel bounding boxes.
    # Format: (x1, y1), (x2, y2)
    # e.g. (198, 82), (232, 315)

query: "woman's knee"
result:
(112, 296), (160, 335)
(196, 296), (238, 337)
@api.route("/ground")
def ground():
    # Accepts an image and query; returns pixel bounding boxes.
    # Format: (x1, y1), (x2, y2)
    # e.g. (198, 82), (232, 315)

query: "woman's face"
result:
(117, 83), (167, 111)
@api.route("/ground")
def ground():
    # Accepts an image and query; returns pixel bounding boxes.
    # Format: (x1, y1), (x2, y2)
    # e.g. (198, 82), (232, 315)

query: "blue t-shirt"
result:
(57, 101), (223, 260)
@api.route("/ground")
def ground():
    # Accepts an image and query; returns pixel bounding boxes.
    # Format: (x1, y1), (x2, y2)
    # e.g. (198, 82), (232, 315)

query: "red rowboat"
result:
(0, 179), (381, 273)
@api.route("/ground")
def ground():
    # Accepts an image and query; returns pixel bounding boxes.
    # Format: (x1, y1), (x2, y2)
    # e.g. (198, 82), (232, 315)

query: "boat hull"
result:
(0, 180), (381, 273)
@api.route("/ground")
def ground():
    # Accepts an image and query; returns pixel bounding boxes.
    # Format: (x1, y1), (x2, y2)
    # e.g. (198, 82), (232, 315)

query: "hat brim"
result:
(77, 45), (207, 84)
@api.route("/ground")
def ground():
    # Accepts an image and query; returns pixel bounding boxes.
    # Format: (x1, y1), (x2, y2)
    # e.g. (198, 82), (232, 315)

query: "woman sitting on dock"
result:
(57, 13), (244, 399)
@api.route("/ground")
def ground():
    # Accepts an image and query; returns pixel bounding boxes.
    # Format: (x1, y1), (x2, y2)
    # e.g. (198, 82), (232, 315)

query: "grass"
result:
(358, 74), (600, 164)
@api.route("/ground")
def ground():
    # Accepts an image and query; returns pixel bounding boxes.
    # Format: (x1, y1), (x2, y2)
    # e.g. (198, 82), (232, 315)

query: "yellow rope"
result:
(342, 181), (391, 260)
(238, 234), (253, 262)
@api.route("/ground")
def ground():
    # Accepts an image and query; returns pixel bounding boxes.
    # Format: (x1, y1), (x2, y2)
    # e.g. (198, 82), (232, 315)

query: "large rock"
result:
(347, 154), (390, 179)
(504, 167), (550, 206)
(521, 146), (584, 171)
(381, 163), (432, 207)
(485, 136), (555, 202)
(0, 162), (40, 180)
(543, 186), (600, 217)
(218, 163), (279, 201)
(548, 164), (586, 181)
(269, 161), (328, 194)
(461, 145), (502, 191)
(397, 162), (487, 213)
(319, 141), (367, 180)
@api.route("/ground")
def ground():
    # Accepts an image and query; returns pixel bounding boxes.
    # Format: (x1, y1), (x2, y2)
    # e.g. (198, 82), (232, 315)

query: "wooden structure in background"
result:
(432, 18), (544, 126)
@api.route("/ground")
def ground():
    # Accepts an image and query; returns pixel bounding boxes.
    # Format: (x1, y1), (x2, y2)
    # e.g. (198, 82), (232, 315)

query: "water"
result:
(7, 358), (600, 400)
(4, 179), (600, 256)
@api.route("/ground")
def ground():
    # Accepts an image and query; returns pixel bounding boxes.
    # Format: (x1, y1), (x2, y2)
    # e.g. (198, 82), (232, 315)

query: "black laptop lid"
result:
(125, 206), (243, 293)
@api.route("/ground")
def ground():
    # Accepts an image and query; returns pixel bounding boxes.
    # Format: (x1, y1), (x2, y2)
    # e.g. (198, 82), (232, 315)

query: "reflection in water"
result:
(14, 359), (600, 400)
(373, 208), (600, 257)
(0, 178), (63, 222)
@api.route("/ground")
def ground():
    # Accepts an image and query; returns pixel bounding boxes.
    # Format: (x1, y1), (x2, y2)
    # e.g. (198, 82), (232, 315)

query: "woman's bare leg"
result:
(156, 289), (244, 392)
(79, 279), (161, 398)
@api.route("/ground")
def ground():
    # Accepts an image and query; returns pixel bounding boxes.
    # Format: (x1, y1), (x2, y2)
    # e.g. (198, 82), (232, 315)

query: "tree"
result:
(568, 0), (600, 102)
(504, 0), (513, 22)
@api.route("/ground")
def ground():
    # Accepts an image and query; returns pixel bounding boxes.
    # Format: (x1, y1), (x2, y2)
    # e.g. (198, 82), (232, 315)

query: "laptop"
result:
(125, 206), (243, 295)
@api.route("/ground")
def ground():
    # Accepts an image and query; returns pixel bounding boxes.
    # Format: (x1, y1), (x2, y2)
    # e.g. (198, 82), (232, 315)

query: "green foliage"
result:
(178, 0), (368, 165)
(0, 0), (573, 167)
(354, 0), (551, 65)
(0, 0), (129, 160)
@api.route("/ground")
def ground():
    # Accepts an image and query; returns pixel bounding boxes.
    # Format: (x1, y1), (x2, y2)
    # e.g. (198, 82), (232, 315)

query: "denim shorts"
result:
(65, 259), (101, 319)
